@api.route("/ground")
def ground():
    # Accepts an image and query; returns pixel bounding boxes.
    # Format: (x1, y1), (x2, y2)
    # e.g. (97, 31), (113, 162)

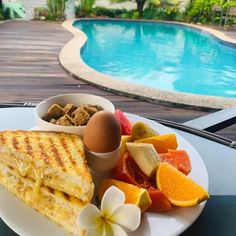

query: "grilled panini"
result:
(0, 130), (94, 202)
(0, 130), (95, 235)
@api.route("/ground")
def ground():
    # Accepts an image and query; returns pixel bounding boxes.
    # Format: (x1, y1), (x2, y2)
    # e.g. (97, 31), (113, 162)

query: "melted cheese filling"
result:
(0, 152), (94, 202)
(0, 162), (86, 236)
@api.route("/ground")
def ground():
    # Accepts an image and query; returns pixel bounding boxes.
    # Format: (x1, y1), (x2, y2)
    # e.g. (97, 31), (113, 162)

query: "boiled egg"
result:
(83, 111), (121, 153)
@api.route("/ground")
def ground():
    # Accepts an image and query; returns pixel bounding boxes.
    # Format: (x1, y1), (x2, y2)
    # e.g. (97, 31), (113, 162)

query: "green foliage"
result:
(78, 0), (96, 16)
(34, 7), (49, 20)
(75, 0), (235, 24)
(143, 4), (179, 20)
(184, 0), (228, 24)
(76, 6), (129, 18)
(107, 0), (178, 18)
(221, 0), (236, 8)
(34, 0), (69, 20)
(120, 9), (139, 19)
(149, 0), (161, 7)
(143, 7), (157, 19)
(93, 7), (127, 17)
(76, 1), (180, 20)
(0, 9), (4, 20)
(131, 10), (139, 19)
(46, 0), (68, 20)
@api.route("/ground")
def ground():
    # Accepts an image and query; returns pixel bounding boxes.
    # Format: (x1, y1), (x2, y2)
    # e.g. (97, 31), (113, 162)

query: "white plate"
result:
(0, 113), (209, 236)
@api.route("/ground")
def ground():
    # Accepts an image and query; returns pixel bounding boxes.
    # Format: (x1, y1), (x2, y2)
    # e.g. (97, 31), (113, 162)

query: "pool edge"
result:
(59, 19), (236, 110)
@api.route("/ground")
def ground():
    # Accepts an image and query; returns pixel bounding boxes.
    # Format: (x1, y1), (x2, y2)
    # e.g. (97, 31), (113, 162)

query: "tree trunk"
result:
(0, 0), (2, 10)
(136, 0), (145, 17)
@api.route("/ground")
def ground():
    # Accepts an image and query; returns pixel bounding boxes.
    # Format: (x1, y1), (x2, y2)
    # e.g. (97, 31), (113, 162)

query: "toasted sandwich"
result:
(0, 130), (94, 235)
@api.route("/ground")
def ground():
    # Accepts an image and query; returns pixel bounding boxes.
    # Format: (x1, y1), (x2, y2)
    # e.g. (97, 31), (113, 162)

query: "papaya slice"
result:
(159, 149), (192, 175)
(148, 189), (172, 212)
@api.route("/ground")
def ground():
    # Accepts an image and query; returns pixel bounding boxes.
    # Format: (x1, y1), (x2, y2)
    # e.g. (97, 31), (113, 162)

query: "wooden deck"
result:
(0, 20), (235, 139)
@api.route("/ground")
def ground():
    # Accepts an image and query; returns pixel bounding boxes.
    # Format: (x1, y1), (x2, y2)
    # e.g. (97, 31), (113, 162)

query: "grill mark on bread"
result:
(60, 138), (76, 165)
(13, 136), (19, 150)
(63, 192), (70, 201)
(0, 133), (6, 144)
(24, 136), (33, 156)
(35, 135), (49, 164)
(37, 136), (50, 165)
(71, 136), (84, 157)
(40, 145), (50, 165)
(48, 187), (54, 194)
(49, 137), (65, 170)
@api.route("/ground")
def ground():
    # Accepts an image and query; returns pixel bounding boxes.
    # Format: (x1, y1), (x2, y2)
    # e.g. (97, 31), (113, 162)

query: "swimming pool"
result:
(73, 19), (236, 98)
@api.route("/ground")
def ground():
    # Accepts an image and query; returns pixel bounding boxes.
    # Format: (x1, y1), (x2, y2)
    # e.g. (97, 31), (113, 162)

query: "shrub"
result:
(162, 5), (179, 21)
(143, 5), (179, 21)
(76, 2), (181, 21)
(0, 9), (4, 20)
(34, 7), (49, 20)
(76, 0), (96, 17)
(76, 5), (87, 17)
(34, 0), (68, 21)
(184, 0), (225, 24)
(92, 7), (117, 17)
(46, 0), (68, 21)
(143, 7), (158, 19)
(119, 9), (139, 19)
(131, 10), (139, 19)
(76, 6), (128, 18)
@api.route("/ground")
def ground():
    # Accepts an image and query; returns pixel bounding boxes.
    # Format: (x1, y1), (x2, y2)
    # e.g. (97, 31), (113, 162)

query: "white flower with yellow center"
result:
(78, 186), (141, 236)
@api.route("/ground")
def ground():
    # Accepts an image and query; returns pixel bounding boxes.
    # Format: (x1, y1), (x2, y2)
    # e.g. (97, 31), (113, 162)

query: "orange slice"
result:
(157, 163), (209, 207)
(135, 134), (177, 153)
(99, 179), (152, 213)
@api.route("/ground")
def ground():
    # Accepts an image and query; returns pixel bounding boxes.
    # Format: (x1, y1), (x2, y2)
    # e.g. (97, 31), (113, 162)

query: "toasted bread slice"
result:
(0, 162), (85, 235)
(0, 130), (94, 202)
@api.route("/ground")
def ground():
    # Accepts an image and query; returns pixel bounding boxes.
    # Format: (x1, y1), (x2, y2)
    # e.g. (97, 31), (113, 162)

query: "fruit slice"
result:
(157, 163), (209, 207)
(159, 149), (192, 175)
(112, 151), (157, 189)
(126, 142), (160, 178)
(135, 134), (178, 153)
(115, 109), (132, 135)
(148, 189), (172, 212)
(99, 179), (152, 213)
(131, 121), (158, 141)
(120, 135), (132, 158)
(112, 153), (172, 212)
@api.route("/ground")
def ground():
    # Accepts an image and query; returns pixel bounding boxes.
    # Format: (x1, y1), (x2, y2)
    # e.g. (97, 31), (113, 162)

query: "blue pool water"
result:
(74, 20), (236, 98)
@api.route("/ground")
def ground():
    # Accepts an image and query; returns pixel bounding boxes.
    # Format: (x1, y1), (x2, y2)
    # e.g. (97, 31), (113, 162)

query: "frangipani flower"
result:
(78, 186), (141, 236)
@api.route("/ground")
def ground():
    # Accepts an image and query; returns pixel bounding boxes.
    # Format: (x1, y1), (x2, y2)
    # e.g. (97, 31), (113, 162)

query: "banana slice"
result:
(126, 142), (160, 177)
(131, 121), (159, 141)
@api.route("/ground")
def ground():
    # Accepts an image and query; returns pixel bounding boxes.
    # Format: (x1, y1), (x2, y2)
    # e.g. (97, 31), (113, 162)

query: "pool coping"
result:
(60, 18), (236, 111)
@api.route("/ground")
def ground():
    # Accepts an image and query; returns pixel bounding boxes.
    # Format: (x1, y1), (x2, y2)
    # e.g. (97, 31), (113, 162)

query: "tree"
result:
(111, 0), (162, 16)
(110, 0), (180, 17)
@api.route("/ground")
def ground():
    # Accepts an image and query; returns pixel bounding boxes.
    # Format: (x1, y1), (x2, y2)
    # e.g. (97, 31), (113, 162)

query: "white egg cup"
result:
(84, 145), (121, 172)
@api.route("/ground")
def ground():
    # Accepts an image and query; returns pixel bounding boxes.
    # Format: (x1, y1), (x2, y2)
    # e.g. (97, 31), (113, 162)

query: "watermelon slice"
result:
(115, 109), (132, 135)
